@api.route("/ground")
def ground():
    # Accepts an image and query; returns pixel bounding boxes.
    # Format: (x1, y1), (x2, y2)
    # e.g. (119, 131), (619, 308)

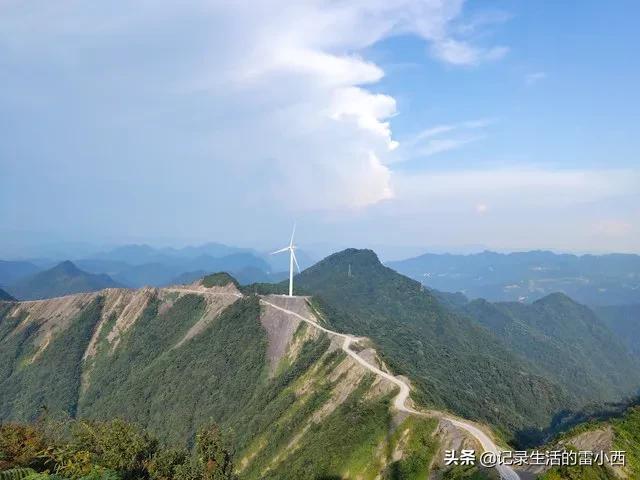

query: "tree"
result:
(194, 425), (235, 480)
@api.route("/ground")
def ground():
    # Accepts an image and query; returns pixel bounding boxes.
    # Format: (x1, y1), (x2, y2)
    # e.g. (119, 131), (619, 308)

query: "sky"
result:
(1, 0), (639, 258)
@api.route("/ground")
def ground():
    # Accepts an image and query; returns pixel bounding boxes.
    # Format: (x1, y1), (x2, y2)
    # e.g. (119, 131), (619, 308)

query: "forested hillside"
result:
(594, 304), (640, 358)
(0, 279), (442, 479)
(293, 249), (572, 441)
(536, 398), (640, 480)
(459, 294), (640, 404)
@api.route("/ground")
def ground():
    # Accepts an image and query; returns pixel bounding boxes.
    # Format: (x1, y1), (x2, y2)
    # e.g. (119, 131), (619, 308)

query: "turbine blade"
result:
(270, 246), (289, 255)
(292, 250), (301, 273)
(289, 223), (296, 247)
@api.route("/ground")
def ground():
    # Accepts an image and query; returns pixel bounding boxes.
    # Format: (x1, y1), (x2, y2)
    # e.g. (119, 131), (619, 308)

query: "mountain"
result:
(0, 260), (41, 286)
(388, 250), (640, 305)
(159, 242), (252, 259)
(593, 304), (640, 358)
(290, 249), (572, 440)
(457, 294), (640, 405)
(78, 245), (278, 288)
(531, 397), (640, 480)
(0, 278), (450, 479)
(6, 261), (123, 300)
(87, 243), (252, 266)
(86, 244), (173, 266)
(3, 253), (638, 478)
(0, 288), (16, 301)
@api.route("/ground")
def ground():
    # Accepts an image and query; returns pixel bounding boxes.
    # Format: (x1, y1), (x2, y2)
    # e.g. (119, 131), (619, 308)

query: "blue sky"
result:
(1, 0), (638, 258)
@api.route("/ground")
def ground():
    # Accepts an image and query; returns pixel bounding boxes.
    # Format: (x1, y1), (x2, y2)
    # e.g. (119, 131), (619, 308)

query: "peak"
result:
(323, 248), (381, 265)
(201, 272), (239, 288)
(53, 260), (80, 273)
(534, 292), (577, 306)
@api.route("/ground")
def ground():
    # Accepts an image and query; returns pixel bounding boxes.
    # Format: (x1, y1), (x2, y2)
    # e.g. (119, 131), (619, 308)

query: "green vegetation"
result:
(79, 295), (268, 445)
(293, 249), (570, 442)
(201, 273), (239, 289)
(2, 285), (417, 478)
(238, 282), (288, 296)
(538, 400), (640, 480)
(254, 374), (394, 480)
(460, 294), (640, 405)
(593, 304), (640, 358)
(441, 465), (492, 479)
(0, 419), (236, 480)
(0, 297), (105, 421)
(612, 407), (640, 478)
(538, 463), (614, 480)
(386, 416), (439, 480)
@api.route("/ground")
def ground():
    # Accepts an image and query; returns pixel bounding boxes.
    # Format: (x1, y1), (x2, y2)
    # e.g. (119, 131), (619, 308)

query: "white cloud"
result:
(525, 71), (547, 86)
(394, 118), (492, 161)
(430, 39), (508, 65)
(0, 0), (510, 217)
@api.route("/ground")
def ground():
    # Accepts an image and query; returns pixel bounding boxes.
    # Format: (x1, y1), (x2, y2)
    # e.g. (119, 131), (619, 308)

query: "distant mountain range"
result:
(0, 242), (310, 296)
(0, 259), (41, 286)
(6, 261), (123, 300)
(4, 246), (640, 308)
(388, 250), (640, 305)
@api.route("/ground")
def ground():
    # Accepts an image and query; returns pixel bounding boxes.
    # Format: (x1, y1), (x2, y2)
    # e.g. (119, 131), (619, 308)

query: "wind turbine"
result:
(271, 225), (301, 297)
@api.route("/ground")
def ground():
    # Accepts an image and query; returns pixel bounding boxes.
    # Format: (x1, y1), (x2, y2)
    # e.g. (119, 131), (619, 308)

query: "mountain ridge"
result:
(0, 277), (467, 479)
(388, 250), (640, 305)
(6, 260), (123, 301)
(289, 248), (573, 441)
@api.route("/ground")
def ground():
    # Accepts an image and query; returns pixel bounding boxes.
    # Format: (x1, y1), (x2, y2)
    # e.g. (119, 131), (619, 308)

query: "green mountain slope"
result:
(537, 398), (640, 480)
(593, 304), (640, 358)
(0, 288), (16, 301)
(459, 294), (640, 405)
(293, 249), (571, 440)
(7, 260), (122, 300)
(0, 278), (441, 479)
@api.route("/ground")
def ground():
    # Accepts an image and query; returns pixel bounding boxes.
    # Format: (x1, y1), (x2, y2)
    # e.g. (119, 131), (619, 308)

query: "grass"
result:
(386, 416), (439, 480)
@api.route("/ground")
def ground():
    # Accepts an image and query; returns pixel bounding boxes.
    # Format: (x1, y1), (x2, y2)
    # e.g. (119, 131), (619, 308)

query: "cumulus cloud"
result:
(0, 0), (511, 221)
(1, 1), (637, 254)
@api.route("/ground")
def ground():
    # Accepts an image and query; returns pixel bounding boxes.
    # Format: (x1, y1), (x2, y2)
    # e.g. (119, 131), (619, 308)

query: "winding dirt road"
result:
(168, 286), (519, 480)
(260, 298), (520, 480)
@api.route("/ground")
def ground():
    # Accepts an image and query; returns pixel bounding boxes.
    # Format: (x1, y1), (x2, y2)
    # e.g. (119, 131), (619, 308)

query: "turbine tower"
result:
(271, 224), (301, 297)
